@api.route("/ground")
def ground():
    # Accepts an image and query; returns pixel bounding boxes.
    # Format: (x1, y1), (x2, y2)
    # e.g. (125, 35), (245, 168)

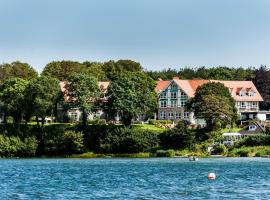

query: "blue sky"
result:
(1, 0), (270, 72)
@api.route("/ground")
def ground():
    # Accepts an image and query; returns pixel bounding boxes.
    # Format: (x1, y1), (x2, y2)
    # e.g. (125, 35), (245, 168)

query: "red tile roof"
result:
(155, 78), (263, 102)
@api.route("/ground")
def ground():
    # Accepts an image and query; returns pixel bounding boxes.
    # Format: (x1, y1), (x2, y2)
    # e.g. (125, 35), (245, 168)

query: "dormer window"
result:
(160, 92), (167, 99)
(248, 90), (255, 97)
(240, 90), (245, 97)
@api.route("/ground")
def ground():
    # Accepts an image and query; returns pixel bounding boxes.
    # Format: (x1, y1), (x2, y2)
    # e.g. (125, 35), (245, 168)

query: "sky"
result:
(1, 0), (270, 73)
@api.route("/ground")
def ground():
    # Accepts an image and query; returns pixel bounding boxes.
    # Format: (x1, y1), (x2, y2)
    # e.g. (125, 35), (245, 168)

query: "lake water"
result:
(1, 158), (270, 199)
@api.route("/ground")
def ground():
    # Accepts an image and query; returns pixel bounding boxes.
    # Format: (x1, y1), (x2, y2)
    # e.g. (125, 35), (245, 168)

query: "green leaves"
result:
(189, 82), (237, 130)
(105, 71), (158, 126)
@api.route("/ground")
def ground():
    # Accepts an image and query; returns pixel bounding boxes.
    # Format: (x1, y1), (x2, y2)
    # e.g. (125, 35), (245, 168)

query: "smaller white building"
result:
(257, 111), (270, 121)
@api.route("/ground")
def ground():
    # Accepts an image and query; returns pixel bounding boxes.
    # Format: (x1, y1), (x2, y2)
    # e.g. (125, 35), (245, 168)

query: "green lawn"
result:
(132, 124), (165, 132)
(221, 127), (242, 133)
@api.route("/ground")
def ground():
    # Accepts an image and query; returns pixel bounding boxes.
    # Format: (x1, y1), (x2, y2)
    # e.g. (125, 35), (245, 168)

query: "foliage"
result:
(156, 149), (175, 157)
(235, 135), (270, 147)
(41, 61), (87, 81)
(103, 59), (142, 81)
(105, 71), (158, 126)
(265, 124), (270, 135)
(0, 78), (29, 124)
(0, 61), (38, 83)
(146, 66), (254, 81)
(0, 134), (38, 157)
(66, 73), (101, 128)
(99, 127), (159, 153)
(61, 131), (84, 155)
(253, 66), (270, 110)
(159, 121), (194, 149)
(188, 82), (237, 130)
(24, 76), (60, 124)
(148, 119), (172, 125)
(212, 144), (227, 155)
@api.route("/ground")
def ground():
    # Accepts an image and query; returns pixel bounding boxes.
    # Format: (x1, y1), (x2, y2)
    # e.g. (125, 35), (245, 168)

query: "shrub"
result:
(0, 134), (38, 157)
(159, 121), (194, 150)
(99, 127), (159, 153)
(156, 149), (175, 157)
(235, 135), (270, 147)
(88, 119), (106, 125)
(212, 144), (227, 155)
(149, 119), (172, 126)
(61, 131), (84, 155)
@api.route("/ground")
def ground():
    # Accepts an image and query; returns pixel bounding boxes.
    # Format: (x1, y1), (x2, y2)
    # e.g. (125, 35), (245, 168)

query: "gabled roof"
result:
(211, 80), (263, 101)
(155, 78), (264, 101)
(155, 80), (170, 93)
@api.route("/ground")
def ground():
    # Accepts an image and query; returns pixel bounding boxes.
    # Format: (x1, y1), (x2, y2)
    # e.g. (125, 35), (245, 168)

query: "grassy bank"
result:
(228, 146), (270, 157)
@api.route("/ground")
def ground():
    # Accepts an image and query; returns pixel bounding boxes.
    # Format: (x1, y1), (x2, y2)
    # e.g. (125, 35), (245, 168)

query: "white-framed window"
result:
(70, 112), (78, 121)
(181, 100), (187, 107)
(171, 100), (177, 107)
(168, 112), (174, 119)
(176, 112), (182, 119)
(250, 102), (257, 108)
(160, 111), (166, 119)
(160, 92), (167, 99)
(170, 91), (177, 98)
(240, 102), (246, 108)
(184, 112), (189, 119)
(240, 90), (246, 97)
(248, 91), (255, 97)
(160, 100), (167, 108)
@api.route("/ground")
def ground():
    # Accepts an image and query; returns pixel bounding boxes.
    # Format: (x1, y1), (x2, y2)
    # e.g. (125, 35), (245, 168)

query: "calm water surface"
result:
(0, 158), (270, 199)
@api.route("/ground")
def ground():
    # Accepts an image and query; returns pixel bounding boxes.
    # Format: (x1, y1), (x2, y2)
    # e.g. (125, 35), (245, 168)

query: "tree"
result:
(24, 76), (60, 125)
(41, 60), (87, 81)
(103, 59), (142, 80)
(253, 65), (270, 110)
(83, 61), (107, 81)
(105, 72), (158, 126)
(66, 74), (101, 129)
(0, 61), (38, 83)
(188, 82), (237, 130)
(0, 78), (29, 125)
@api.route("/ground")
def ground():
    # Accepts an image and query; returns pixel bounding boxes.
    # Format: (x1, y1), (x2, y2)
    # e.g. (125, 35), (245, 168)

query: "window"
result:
(184, 112), (189, 119)
(70, 112), (78, 121)
(168, 112), (174, 119)
(181, 100), (187, 107)
(240, 90), (245, 97)
(160, 112), (166, 119)
(176, 112), (182, 119)
(248, 91), (255, 97)
(171, 100), (177, 107)
(170, 92), (177, 98)
(250, 102), (257, 108)
(160, 100), (167, 108)
(240, 102), (246, 108)
(171, 84), (178, 90)
(160, 92), (167, 99)
(181, 92), (188, 101)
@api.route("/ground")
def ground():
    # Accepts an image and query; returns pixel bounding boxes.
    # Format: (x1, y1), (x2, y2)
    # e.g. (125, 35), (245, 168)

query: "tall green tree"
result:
(105, 72), (158, 126)
(41, 61), (87, 81)
(66, 74), (101, 129)
(24, 76), (60, 125)
(188, 82), (237, 130)
(0, 61), (38, 83)
(0, 78), (29, 125)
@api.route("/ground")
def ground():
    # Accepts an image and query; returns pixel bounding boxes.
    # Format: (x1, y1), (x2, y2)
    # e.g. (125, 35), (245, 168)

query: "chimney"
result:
(158, 78), (163, 81)
(173, 76), (180, 80)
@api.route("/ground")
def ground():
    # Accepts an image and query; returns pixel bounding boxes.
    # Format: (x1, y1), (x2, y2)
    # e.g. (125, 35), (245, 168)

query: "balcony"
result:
(238, 107), (258, 112)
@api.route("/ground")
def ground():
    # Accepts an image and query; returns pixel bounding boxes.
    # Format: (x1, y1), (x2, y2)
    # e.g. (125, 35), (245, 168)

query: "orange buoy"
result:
(208, 173), (216, 180)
